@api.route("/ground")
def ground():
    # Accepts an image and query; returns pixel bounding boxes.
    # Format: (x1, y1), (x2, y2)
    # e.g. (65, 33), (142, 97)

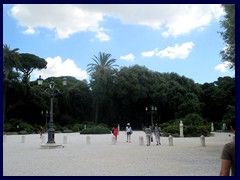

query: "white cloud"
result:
(95, 28), (110, 42)
(214, 62), (232, 72)
(120, 53), (135, 62)
(141, 42), (194, 59)
(10, 4), (224, 39)
(22, 27), (36, 34)
(157, 42), (194, 59)
(141, 48), (158, 57)
(10, 4), (104, 39)
(32, 56), (88, 80)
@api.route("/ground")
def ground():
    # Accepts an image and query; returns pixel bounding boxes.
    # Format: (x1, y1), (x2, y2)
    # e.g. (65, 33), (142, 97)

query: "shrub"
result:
(4, 123), (14, 132)
(184, 125), (210, 137)
(162, 124), (179, 137)
(183, 113), (207, 126)
(72, 124), (84, 132)
(80, 125), (111, 134)
(19, 122), (34, 133)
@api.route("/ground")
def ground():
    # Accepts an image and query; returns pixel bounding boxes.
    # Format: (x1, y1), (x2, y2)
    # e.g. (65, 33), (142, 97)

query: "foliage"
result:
(219, 4), (235, 69)
(87, 52), (119, 124)
(183, 113), (207, 126)
(72, 124), (85, 132)
(80, 125), (111, 134)
(18, 53), (47, 83)
(3, 48), (235, 133)
(184, 125), (210, 137)
(19, 121), (35, 133)
(222, 105), (235, 129)
(161, 123), (179, 137)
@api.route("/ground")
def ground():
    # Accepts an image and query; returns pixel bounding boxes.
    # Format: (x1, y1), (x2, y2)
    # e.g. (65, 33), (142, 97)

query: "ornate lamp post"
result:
(37, 75), (67, 145)
(145, 106), (157, 127)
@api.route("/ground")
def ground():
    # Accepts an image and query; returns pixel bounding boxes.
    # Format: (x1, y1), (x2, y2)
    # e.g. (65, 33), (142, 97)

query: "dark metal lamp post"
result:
(145, 106), (157, 127)
(37, 75), (67, 144)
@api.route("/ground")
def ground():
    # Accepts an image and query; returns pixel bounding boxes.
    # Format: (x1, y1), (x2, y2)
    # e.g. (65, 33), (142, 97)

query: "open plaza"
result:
(3, 131), (233, 176)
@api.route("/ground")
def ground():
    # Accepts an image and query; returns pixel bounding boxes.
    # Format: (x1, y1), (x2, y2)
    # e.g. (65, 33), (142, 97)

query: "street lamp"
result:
(41, 110), (48, 133)
(145, 106), (157, 127)
(37, 75), (67, 144)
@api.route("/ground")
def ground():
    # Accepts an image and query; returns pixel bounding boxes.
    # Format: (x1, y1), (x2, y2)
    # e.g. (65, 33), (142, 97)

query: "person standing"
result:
(154, 123), (161, 145)
(145, 125), (152, 146)
(112, 124), (119, 141)
(125, 123), (132, 143)
(220, 121), (235, 176)
(39, 126), (43, 138)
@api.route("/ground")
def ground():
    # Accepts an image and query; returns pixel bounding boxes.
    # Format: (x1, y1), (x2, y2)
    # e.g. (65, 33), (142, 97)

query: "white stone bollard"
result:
(63, 136), (67, 144)
(112, 136), (116, 145)
(86, 136), (91, 144)
(179, 121), (184, 137)
(21, 136), (25, 143)
(139, 136), (144, 145)
(41, 135), (46, 144)
(200, 135), (205, 146)
(168, 135), (173, 146)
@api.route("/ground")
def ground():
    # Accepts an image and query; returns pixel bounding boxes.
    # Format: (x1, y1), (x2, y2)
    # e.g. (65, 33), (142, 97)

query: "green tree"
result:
(3, 44), (21, 131)
(18, 53), (47, 83)
(87, 52), (118, 123)
(219, 4), (235, 69)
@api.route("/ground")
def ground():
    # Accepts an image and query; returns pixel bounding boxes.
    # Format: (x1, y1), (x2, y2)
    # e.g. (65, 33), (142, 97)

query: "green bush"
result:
(184, 125), (210, 137)
(4, 123), (14, 132)
(72, 124), (84, 132)
(161, 120), (210, 137)
(19, 122), (34, 133)
(80, 125), (111, 134)
(183, 113), (207, 126)
(162, 124), (179, 137)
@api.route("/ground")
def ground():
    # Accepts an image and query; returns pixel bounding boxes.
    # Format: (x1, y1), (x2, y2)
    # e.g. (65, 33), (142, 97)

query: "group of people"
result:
(112, 123), (132, 142)
(145, 124), (161, 146)
(112, 123), (161, 145)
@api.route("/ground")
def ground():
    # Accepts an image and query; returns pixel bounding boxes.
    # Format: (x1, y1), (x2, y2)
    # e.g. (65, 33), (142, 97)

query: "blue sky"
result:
(3, 4), (235, 84)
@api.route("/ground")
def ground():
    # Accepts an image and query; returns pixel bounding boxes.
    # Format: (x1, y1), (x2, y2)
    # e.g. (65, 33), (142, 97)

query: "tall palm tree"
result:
(3, 44), (21, 132)
(87, 52), (118, 123)
(3, 44), (21, 80)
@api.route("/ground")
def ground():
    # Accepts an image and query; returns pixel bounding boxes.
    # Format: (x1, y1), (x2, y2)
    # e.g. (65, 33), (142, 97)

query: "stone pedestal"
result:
(40, 143), (64, 149)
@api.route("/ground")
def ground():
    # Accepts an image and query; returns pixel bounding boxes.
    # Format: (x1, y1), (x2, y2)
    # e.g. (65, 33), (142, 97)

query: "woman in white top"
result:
(125, 123), (132, 143)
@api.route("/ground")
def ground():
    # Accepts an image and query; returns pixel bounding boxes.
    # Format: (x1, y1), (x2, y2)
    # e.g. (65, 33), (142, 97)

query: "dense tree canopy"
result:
(220, 4), (235, 69)
(18, 53), (47, 83)
(3, 49), (235, 132)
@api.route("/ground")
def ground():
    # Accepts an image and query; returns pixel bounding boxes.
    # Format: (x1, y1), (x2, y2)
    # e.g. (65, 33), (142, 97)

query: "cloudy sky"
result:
(3, 4), (235, 84)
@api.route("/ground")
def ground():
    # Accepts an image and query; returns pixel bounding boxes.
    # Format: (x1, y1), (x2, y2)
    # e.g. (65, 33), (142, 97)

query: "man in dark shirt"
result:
(220, 121), (235, 176)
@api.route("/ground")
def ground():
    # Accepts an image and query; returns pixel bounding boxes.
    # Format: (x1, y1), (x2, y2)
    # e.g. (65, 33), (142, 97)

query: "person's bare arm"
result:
(220, 159), (231, 176)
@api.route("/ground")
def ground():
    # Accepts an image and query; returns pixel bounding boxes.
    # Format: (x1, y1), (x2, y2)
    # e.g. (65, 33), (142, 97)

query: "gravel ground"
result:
(3, 131), (234, 176)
